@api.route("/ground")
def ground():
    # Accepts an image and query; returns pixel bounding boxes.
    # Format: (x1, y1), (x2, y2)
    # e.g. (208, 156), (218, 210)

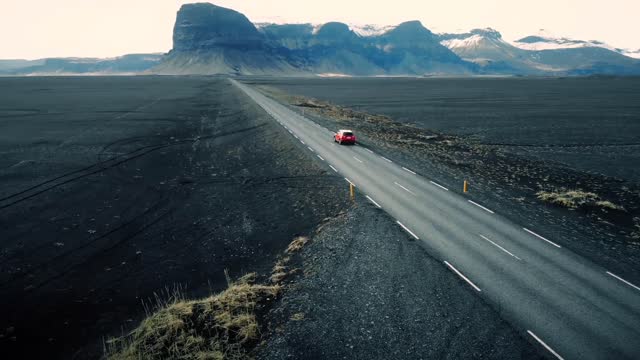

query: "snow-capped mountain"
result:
(512, 29), (640, 60)
(438, 28), (640, 75)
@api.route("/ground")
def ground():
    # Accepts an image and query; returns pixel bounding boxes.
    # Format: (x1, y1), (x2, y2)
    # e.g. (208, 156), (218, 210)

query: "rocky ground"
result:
(256, 203), (543, 360)
(254, 84), (640, 286)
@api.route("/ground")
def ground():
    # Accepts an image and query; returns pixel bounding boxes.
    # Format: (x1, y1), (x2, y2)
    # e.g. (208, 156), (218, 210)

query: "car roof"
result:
(338, 129), (353, 133)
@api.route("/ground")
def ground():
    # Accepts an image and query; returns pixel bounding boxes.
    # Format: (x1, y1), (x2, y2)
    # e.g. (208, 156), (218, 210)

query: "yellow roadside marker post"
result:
(350, 183), (355, 201)
(464, 180), (469, 193)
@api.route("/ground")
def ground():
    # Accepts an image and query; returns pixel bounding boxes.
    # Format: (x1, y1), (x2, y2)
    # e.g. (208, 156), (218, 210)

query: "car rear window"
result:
(343, 132), (353, 136)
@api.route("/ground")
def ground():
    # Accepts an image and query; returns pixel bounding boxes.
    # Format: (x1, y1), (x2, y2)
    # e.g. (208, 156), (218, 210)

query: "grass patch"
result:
(536, 189), (625, 211)
(286, 236), (309, 253)
(106, 235), (314, 360)
(106, 273), (280, 360)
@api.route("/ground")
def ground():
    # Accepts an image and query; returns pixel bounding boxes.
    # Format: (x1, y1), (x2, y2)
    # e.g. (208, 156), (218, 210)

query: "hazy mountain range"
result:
(2, 2), (639, 76)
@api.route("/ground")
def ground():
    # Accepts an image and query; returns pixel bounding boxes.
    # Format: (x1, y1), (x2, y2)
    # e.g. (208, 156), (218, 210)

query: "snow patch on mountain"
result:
(441, 34), (485, 49)
(348, 24), (397, 37)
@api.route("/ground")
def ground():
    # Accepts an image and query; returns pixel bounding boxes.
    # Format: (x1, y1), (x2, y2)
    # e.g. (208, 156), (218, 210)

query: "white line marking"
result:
(329, 165), (338, 173)
(317, 155), (325, 161)
(394, 182), (416, 195)
(479, 235), (521, 260)
(300, 140), (305, 144)
(381, 156), (393, 163)
(402, 167), (417, 175)
(344, 178), (355, 186)
(294, 135), (299, 139)
(353, 156), (363, 163)
(444, 261), (481, 292)
(366, 195), (382, 208)
(288, 130), (293, 134)
(365, 148), (374, 154)
(468, 200), (495, 214)
(430, 181), (449, 191)
(527, 331), (564, 360)
(307, 146), (314, 152)
(523, 228), (562, 248)
(396, 221), (419, 240)
(606, 271), (640, 291)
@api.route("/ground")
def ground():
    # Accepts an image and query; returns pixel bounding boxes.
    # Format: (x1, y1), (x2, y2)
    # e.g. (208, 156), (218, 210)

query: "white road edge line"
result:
(366, 195), (382, 208)
(396, 221), (419, 240)
(394, 182), (416, 195)
(329, 165), (338, 173)
(527, 331), (564, 360)
(294, 135), (299, 139)
(468, 200), (495, 214)
(479, 235), (522, 260)
(300, 140), (305, 144)
(365, 148), (374, 154)
(523, 228), (562, 248)
(402, 167), (417, 175)
(307, 146), (315, 152)
(353, 156), (363, 163)
(430, 181), (449, 191)
(606, 271), (640, 291)
(345, 178), (355, 187)
(381, 156), (393, 163)
(317, 155), (325, 161)
(444, 261), (481, 292)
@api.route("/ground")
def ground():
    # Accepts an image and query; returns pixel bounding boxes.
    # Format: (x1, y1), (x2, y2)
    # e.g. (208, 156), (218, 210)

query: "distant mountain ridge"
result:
(2, 2), (639, 76)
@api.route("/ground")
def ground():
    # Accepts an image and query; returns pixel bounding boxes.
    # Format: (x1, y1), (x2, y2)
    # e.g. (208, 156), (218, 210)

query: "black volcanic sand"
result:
(258, 204), (542, 360)
(0, 76), (351, 359)
(246, 77), (640, 286)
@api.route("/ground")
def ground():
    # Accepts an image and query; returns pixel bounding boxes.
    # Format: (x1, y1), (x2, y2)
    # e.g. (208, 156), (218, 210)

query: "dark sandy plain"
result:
(0, 76), (352, 358)
(246, 76), (640, 286)
(0, 76), (541, 359)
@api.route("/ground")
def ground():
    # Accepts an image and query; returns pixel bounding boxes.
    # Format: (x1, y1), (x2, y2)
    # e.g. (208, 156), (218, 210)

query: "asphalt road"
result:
(232, 79), (640, 360)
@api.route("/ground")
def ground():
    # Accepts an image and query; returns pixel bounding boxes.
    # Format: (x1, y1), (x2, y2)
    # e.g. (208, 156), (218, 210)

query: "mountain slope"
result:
(439, 28), (640, 75)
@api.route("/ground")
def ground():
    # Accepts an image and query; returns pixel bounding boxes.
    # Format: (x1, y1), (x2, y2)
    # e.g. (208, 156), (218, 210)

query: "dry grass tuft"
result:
(632, 218), (640, 240)
(106, 273), (280, 360)
(290, 313), (305, 321)
(536, 189), (624, 211)
(286, 236), (309, 254)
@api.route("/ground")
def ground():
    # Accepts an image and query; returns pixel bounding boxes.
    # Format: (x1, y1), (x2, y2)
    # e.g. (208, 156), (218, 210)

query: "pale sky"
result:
(2, 0), (639, 59)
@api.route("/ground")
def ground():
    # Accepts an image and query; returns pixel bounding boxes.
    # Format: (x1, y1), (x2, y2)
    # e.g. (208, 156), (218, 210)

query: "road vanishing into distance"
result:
(232, 79), (640, 360)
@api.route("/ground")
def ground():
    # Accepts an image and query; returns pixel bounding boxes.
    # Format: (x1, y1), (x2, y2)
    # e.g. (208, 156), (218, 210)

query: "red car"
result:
(334, 129), (356, 145)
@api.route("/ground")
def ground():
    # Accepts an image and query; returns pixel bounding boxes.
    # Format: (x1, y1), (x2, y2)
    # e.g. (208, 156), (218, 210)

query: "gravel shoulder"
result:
(257, 203), (542, 360)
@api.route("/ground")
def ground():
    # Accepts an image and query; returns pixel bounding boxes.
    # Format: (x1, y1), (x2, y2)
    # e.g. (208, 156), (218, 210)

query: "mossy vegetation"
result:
(536, 189), (625, 211)
(106, 235), (310, 360)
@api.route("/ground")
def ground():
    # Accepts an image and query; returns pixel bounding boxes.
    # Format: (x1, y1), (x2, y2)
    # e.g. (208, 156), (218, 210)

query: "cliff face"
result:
(172, 3), (264, 51)
(157, 3), (472, 75)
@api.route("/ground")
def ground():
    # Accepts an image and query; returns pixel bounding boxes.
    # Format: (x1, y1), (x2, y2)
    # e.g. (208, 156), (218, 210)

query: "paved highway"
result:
(232, 79), (640, 359)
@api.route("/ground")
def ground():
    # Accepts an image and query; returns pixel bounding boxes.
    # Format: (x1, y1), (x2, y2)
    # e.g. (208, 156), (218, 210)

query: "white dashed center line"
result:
(353, 156), (363, 163)
(468, 200), (494, 214)
(523, 228), (561, 248)
(444, 261), (481, 292)
(394, 182), (416, 195)
(479, 234), (522, 260)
